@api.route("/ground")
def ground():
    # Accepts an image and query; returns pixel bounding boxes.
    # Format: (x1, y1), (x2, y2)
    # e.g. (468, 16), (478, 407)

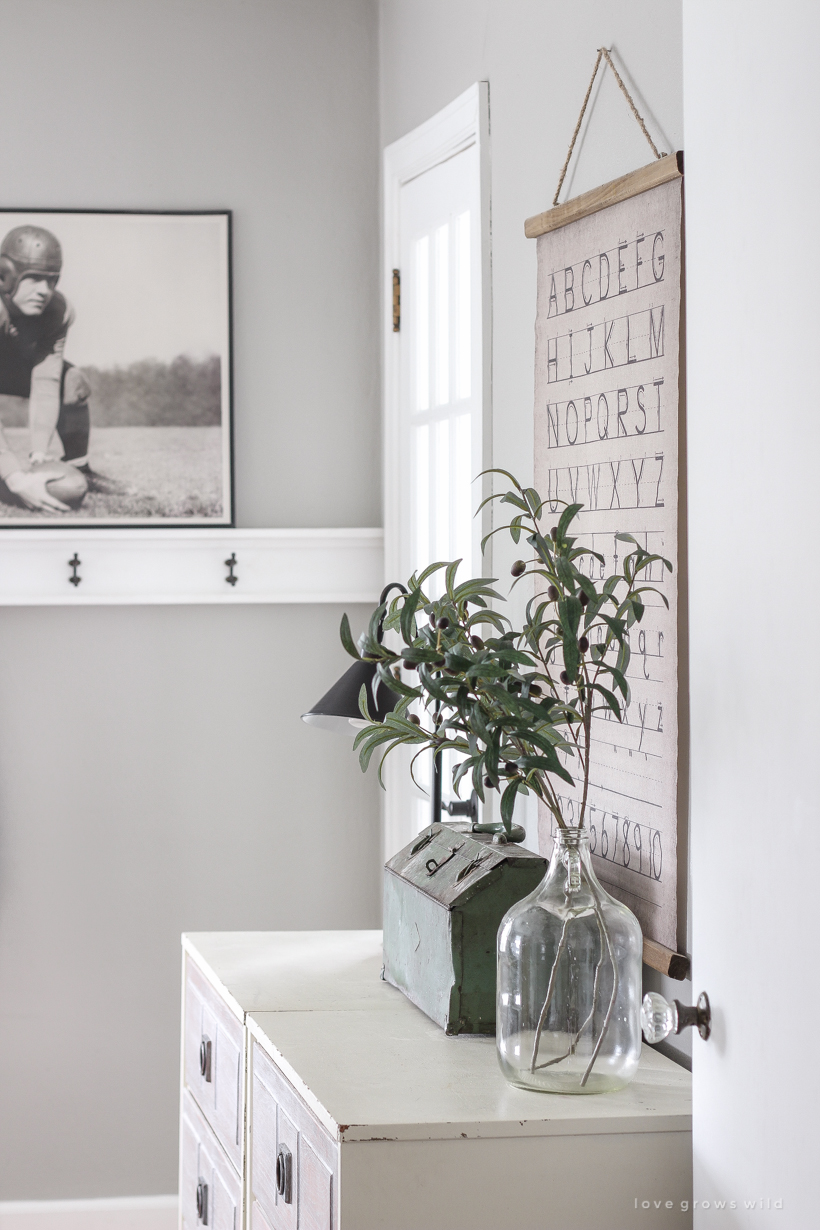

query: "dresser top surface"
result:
(184, 930), (691, 1144)
(183, 929), (387, 1014)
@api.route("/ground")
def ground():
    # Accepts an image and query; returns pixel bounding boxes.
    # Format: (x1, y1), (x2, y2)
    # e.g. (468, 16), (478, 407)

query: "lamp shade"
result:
(301, 659), (401, 735)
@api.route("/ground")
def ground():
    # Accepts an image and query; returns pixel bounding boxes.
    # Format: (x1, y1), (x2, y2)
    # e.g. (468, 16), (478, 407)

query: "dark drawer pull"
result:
(199, 1036), (212, 1082)
(196, 1179), (209, 1224)
(276, 1145), (293, 1203)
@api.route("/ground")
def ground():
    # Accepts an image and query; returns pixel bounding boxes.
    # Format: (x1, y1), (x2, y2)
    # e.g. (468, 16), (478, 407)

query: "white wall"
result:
(684, 2), (820, 1222)
(0, 0), (381, 1201)
(379, 0), (691, 1057)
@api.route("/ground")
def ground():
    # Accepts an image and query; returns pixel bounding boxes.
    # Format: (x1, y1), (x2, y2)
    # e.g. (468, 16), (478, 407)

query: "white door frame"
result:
(381, 82), (492, 859)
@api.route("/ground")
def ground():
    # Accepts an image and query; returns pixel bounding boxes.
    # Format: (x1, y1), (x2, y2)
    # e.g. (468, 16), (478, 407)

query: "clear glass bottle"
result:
(497, 826), (642, 1094)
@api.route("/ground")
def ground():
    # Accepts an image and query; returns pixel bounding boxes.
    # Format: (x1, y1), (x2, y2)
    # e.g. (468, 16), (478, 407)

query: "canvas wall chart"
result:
(529, 156), (684, 951)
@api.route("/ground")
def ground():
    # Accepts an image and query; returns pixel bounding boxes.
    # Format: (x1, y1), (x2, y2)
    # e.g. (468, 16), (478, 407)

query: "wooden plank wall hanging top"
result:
(528, 153), (685, 957)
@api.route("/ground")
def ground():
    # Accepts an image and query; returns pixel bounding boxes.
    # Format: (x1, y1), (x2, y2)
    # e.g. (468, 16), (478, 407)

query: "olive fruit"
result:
(437, 616), (450, 630)
(402, 659), (418, 670)
(470, 634), (484, 650)
(529, 683), (542, 696)
(560, 670), (570, 684)
(510, 560), (526, 577)
(578, 636), (589, 653)
(550, 526), (558, 541)
(579, 591), (589, 607)
(484, 775), (494, 788)
(504, 761), (518, 775)
(408, 714), (421, 725)
(548, 584), (559, 601)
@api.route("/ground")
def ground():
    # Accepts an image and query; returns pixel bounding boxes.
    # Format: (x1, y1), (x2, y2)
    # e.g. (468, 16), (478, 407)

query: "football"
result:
(30, 460), (89, 507)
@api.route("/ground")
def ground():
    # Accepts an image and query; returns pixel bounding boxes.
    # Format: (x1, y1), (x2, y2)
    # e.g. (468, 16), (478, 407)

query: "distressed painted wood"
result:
(249, 1041), (337, 1230)
(383, 826), (546, 1033)
(180, 1091), (241, 1230)
(182, 931), (694, 1230)
(183, 955), (245, 1173)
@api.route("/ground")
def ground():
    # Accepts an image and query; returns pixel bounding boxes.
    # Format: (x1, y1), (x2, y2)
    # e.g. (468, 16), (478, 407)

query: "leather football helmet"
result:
(0, 225), (62, 297)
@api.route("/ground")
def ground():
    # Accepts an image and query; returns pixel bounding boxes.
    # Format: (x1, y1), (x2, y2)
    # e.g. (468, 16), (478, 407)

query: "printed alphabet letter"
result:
(597, 393), (609, 439)
(547, 273), (558, 316)
(636, 384), (647, 434)
(618, 241), (628, 293)
(599, 252), (610, 298)
(652, 231), (665, 281)
(604, 319), (615, 368)
(636, 233), (645, 285)
(546, 402), (559, 448)
(610, 459), (622, 509)
(649, 307), (665, 358)
(547, 335), (558, 383)
(581, 258), (593, 305)
(583, 396), (593, 442)
(566, 400), (579, 444)
(564, 266), (575, 312)
(617, 388), (629, 436)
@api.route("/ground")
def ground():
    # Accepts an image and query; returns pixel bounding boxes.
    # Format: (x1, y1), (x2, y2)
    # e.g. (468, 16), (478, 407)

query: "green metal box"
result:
(383, 824), (547, 1035)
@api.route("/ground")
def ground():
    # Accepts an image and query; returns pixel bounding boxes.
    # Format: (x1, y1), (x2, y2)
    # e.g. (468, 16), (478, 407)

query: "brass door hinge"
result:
(392, 269), (400, 332)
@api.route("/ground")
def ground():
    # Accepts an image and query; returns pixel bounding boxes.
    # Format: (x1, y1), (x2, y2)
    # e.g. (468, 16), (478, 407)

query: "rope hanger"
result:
(553, 47), (664, 207)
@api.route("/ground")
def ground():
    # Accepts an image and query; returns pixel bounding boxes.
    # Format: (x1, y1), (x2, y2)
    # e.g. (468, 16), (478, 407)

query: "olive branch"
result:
(340, 470), (672, 838)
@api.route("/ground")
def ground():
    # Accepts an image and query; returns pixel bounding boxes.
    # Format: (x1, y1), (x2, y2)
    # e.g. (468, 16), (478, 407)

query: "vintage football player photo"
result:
(0, 210), (232, 526)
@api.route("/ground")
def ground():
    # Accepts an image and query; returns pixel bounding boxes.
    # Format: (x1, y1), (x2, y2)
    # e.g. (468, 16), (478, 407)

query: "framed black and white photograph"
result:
(0, 209), (232, 526)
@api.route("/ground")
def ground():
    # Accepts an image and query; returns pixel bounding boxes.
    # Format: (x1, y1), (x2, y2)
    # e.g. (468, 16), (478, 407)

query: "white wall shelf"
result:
(0, 527), (384, 606)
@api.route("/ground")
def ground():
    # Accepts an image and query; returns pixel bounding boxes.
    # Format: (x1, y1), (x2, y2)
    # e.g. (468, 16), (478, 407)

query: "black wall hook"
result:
(224, 553), (238, 586)
(68, 554), (81, 587)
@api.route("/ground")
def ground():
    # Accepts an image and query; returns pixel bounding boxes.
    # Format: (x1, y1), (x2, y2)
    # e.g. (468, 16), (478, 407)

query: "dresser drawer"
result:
(184, 955), (245, 1172)
(181, 1090), (241, 1230)
(250, 1040), (337, 1230)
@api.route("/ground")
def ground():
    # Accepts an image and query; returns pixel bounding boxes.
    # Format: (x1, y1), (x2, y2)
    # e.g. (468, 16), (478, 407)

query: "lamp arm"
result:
(376, 582), (409, 644)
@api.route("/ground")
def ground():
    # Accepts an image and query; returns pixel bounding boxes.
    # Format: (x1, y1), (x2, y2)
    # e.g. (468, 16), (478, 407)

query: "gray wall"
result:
(0, 0), (381, 1201)
(379, 0), (690, 1058)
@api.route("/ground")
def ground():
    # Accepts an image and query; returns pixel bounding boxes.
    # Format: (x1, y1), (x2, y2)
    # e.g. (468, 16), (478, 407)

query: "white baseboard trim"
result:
(0, 1196), (178, 1230)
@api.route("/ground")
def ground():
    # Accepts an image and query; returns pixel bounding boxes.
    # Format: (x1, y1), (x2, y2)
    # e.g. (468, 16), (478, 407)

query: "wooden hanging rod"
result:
(643, 937), (690, 982)
(525, 150), (683, 239)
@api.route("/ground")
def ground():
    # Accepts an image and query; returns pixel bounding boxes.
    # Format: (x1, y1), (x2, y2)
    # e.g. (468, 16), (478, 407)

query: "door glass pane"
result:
(453, 412), (472, 575)
(415, 235), (429, 412)
(433, 417), (450, 567)
(413, 423), (430, 575)
(434, 223), (449, 407)
(455, 211), (471, 402)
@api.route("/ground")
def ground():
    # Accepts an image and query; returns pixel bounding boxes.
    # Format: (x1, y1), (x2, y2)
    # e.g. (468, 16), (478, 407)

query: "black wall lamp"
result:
(302, 582), (452, 826)
(301, 584), (406, 735)
(302, 583), (522, 840)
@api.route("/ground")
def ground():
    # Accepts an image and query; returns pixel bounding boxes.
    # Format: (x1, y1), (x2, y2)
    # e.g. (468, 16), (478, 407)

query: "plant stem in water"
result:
(529, 914), (571, 1072)
(580, 897), (619, 1087)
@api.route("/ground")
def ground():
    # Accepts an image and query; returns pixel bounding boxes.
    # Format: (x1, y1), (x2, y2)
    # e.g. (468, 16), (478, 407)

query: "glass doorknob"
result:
(641, 990), (711, 1042)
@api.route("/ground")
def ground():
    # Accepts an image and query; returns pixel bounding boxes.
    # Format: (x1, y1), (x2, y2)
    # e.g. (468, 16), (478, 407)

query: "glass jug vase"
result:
(497, 826), (642, 1094)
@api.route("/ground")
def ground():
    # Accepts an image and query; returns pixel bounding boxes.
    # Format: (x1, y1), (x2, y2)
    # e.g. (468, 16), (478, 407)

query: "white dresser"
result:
(179, 931), (692, 1230)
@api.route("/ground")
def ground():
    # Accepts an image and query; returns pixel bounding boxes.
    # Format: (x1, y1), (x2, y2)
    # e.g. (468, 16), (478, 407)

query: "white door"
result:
(684, 4), (820, 1226)
(383, 84), (490, 858)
